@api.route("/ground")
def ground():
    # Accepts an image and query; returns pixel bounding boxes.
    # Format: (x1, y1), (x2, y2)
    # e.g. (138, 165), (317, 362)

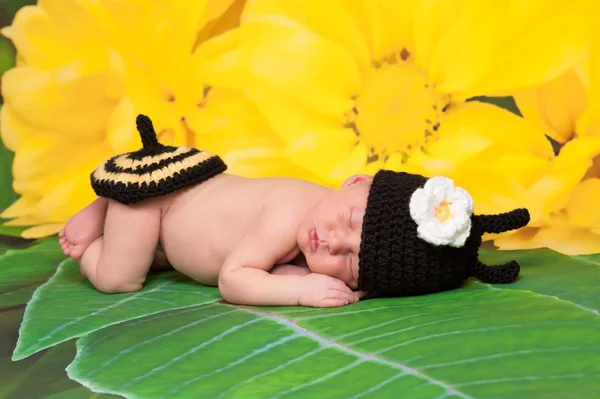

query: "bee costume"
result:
(90, 114), (530, 298)
(357, 170), (530, 296)
(90, 114), (227, 204)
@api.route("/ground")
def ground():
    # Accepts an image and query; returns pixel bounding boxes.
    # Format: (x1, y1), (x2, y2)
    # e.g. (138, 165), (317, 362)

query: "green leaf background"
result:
(0, 1), (598, 398)
(0, 242), (597, 399)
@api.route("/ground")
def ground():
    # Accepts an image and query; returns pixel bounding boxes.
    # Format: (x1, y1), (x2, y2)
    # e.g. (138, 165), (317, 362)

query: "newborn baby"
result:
(60, 115), (530, 307)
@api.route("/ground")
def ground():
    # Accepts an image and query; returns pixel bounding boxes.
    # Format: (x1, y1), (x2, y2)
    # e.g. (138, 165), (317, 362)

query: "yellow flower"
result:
(198, 1), (599, 216)
(1, 0), (312, 239)
(493, 42), (600, 255)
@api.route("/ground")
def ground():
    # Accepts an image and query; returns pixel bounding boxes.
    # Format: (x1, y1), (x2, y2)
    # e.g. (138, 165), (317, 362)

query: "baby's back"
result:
(159, 174), (321, 285)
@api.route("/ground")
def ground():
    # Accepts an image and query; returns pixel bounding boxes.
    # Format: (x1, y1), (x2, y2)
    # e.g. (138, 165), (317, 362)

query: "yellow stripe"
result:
(92, 152), (217, 185)
(113, 147), (194, 169)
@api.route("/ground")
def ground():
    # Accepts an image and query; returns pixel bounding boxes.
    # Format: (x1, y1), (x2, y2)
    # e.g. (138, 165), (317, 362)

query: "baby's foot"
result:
(59, 198), (109, 260)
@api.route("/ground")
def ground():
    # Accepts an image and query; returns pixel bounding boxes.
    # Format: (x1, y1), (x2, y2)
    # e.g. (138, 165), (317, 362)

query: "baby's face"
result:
(297, 175), (373, 289)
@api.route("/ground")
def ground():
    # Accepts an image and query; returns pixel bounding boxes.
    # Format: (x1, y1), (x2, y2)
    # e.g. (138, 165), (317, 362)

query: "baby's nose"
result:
(328, 230), (350, 254)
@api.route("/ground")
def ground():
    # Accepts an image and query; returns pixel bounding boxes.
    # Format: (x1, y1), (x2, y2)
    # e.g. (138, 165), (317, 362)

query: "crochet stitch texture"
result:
(358, 170), (529, 296)
(90, 114), (227, 204)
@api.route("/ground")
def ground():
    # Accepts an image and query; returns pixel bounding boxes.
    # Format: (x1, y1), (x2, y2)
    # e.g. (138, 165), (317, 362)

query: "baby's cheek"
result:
(307, 255), (335, 275)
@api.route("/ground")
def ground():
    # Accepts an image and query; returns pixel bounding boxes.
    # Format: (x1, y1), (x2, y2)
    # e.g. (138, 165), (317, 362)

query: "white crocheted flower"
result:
(409, 176), (474, 247)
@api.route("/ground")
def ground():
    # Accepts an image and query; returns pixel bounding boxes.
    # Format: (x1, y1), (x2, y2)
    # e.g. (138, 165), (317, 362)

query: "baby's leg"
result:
(79, 199), (161, 294)
(59, 197), (109, 259)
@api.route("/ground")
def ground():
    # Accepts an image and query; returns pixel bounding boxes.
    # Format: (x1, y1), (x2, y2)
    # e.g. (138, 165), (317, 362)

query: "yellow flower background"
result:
(1, 0), (599, 255)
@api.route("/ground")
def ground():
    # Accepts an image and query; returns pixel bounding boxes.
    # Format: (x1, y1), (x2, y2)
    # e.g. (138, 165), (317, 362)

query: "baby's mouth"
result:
(309, 228), (319, 254)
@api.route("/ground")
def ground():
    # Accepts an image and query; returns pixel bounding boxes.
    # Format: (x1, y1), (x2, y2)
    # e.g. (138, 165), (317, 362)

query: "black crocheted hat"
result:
(91, 114), (227, 204)
(358, 170), (530, 296)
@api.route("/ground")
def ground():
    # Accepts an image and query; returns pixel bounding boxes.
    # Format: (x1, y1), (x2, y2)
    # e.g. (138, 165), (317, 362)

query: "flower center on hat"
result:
(347, 49), (450, 163)
(434, 201), (452, 222)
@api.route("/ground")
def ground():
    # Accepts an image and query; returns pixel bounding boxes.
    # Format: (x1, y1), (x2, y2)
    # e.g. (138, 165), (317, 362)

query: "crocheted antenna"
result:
(90, 114), (227, 204)
(357, 170), (530, 297)
(470, 208), (530, 284)
(136, 114), (161, 149)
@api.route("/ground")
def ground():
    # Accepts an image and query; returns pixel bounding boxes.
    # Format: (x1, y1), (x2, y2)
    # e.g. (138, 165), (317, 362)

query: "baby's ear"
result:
(341, 174), (373, 188)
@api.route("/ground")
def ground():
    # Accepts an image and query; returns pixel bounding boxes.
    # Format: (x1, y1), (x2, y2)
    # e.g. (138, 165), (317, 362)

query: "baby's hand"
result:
(297, 273), (360, 307)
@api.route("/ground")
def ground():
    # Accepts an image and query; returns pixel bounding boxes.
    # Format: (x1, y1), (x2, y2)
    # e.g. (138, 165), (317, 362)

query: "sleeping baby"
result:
(59, 115), (530, 307)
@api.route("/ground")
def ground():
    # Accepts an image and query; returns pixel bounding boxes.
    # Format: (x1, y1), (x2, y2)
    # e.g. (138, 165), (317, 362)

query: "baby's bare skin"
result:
(60, 173), (372, 307)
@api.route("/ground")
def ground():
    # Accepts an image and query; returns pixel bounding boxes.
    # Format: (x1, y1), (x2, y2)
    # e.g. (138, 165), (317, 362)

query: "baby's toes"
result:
(59, 230), (65, 238)
(61, 245), (71, 257)
(69, 245), (85, 260)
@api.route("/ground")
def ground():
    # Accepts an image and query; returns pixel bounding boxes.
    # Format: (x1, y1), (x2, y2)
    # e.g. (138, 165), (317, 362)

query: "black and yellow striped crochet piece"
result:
(90, 114), (227, 204)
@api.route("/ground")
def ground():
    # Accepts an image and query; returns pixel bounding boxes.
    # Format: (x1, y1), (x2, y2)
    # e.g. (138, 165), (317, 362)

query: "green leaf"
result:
(0, 221), (27, 238)
(0, 238), (65, 307)
(12, 260), (222, 361)
(0, 37), (15, 81)
(0, 0), (38, 25)
(469, 96), (522, 116)
(43, 388), (120, 399)
(13, 248), (600, 398)
(0, 127), (17, 212)
(0, 309), (117, 399)
(2, 338), (92, 399)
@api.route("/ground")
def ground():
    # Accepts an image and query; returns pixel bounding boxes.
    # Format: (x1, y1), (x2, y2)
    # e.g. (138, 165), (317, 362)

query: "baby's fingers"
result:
(331, 279), (354, 294)
(329, 290), (359, 304)
(318, 298), (351, 308)
(354, 291), (368, 299)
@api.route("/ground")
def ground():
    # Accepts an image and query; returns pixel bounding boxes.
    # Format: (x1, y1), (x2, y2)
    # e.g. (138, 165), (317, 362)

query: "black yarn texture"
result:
(358, 170), (530, 296)
(90, 114), (227, 204)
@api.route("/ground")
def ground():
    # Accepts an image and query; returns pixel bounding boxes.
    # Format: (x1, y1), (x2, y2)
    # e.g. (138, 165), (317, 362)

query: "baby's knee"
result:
(93, 275), (142, 294)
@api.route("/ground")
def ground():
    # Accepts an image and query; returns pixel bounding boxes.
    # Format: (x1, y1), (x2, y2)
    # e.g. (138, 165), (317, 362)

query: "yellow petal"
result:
(459, 148), (550, 189)
(106, 97), (138, 153)
(578, 42), (600, 138)
(564, 178), (600, 226)
(524, 137), (600, 222)
(223, 146), (327, 184)
(513, 67), (588, 143)
(430, 101), (554, 162)
(243, 0), (370, 68)
(2, 66), (118, 138)
(246, 80), (344, 144)
(395, 151), (455, 177)
(195, 0), (244, 44)
(550, 136), (600, 171)
(412, 0), (467, 74)
(286, 128), (368, 186)
(373, 0), (417, 58)
(145, 2), (209, 78)
(198, 0), (236, 28)
(0, 105), (41, 152)
(21, 223), (63, 239)
(12, 135), (113, 198)
(428, 1), (506, 93)
(32, 158), (103, 223)
(8, 1), (108, 68)
(340, 0), (382, 62)
(5, 5), (72, 68)
(189, 88), (281, 149)
(194, 29), (249, 90)
(0, 196), (39, 219)
(466, 0), (600, 96)
(493, 227), (544, 251)
(242, 16), (360, 118)
(536, 226), (600, 255)
(455, 171), (528, 216)
(185, 88), (322, 182)
(3, 214), (45, 226)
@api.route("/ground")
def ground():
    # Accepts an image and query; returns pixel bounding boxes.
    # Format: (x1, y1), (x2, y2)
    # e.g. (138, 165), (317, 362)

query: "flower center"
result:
(348, 51), (450, 162)
(434, 201), (452, 222)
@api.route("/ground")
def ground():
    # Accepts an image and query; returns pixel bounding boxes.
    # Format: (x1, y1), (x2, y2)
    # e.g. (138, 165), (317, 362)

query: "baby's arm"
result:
(80, 199), (160, 293)
(219, 209), (359, 307)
